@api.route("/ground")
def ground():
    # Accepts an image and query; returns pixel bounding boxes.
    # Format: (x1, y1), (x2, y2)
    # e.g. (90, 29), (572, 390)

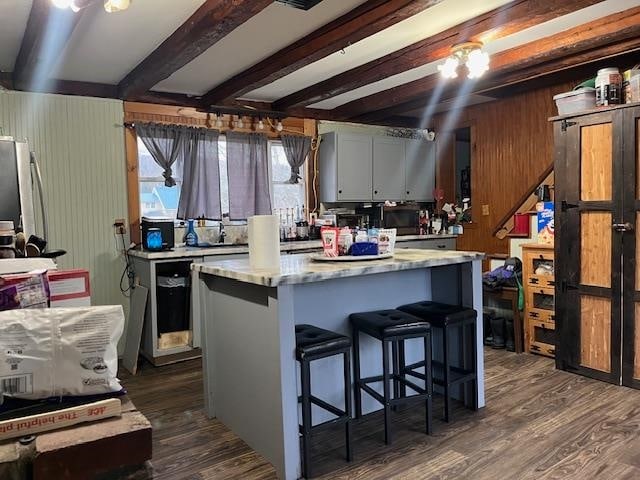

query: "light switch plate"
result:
(482, 205), (490, 216)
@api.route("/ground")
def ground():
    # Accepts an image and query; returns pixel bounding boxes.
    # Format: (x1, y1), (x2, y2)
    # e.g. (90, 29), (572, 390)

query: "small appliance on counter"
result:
(141, 216), (175, 251)
(359, 203), (426, 235)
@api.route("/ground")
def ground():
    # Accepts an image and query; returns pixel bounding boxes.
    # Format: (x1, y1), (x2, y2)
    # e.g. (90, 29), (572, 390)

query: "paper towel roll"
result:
(248, 215), (281, 271)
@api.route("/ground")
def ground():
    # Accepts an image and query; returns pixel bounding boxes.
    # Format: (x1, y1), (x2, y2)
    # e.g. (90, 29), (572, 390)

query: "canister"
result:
(595, 67), (622, 106)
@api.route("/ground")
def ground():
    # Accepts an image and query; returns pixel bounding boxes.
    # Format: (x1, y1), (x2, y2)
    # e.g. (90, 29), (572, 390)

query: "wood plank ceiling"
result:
(0, 0), (638, 126)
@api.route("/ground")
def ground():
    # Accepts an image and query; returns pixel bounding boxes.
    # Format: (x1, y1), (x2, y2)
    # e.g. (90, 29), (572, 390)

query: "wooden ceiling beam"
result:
(117, 0), (273, 100)
(13, 0), (85, 91)
(273, 0), (602, 111)
(200, 0), (445, 107)
(338, 5), (640, 122)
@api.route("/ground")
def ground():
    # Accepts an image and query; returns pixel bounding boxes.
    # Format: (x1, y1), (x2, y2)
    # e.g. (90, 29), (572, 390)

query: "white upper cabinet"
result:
(373, 136), (405, 201)
(405, 139), (436, 202)
(319, 131), (435, 203)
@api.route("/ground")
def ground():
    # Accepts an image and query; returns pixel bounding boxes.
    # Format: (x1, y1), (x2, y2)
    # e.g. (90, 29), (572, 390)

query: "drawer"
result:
(526, 308), (555, 323)
(523, 250), (554, 276)
(527, 288), (555, 312)
(526, 275), (555, 289)
(529, 341), (556, 358)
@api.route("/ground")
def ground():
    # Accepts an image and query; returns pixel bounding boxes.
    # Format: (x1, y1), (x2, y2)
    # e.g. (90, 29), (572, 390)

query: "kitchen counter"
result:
(192, 248), (481, 287)
(194, 248), (483, 479)
(128, 234), (457, 260)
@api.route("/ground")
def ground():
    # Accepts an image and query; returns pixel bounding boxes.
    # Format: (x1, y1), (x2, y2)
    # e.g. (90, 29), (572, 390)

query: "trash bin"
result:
(156, 274), (190, 334)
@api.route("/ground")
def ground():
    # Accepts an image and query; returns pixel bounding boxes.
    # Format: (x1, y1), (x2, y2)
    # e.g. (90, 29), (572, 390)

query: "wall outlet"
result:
(481, 205), (490, 216)
(113, 219), (126, 235)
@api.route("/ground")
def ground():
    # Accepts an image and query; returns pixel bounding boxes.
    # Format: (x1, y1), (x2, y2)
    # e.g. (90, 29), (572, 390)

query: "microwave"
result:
(336, 213), (369, 229)
(382, 205), (420, 235)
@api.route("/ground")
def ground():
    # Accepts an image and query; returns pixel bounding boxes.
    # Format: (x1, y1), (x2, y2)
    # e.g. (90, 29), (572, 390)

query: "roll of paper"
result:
(248, 215), (281, 271)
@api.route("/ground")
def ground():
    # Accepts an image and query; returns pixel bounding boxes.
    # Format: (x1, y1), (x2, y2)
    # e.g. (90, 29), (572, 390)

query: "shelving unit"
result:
(523, 243), (555, 358)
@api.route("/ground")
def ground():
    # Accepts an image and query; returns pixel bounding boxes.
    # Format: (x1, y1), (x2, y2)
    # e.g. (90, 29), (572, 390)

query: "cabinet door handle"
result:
(338, 189), (342, 194)
(406, 191), (410, 195)
(612, 222), (633, 232)
(374, 190), (378, 194)
(437, 245), (446, 249)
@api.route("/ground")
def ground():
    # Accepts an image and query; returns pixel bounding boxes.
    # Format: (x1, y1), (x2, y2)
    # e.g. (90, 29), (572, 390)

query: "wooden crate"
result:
(523, 244), (556, 357)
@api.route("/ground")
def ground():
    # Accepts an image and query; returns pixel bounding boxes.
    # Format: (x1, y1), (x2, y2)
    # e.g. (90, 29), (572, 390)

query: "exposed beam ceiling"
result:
(336, 5), (640, 122)
(200, 0), (445, 107)
(272, 0), (603, 111)
(117, 0), (274, 100)
(13, 0), (85, 91)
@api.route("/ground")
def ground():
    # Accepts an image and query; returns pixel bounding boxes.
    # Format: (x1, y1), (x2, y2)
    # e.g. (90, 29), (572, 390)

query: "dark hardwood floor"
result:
(119, 349), (640, 479)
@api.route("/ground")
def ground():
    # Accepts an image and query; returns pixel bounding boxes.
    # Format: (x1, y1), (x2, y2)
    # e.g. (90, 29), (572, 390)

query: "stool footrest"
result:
(310, 394), (346, 418)
(358, 375), (431, 406)
(432, 360), (476, 385)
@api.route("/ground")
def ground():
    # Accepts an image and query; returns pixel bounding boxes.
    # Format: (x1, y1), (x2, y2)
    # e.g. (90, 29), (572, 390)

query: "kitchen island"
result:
(192, 248), (484, 480)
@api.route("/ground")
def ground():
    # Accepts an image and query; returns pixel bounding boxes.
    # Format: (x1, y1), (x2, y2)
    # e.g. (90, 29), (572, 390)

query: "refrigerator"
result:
(0, 136), (39, 237)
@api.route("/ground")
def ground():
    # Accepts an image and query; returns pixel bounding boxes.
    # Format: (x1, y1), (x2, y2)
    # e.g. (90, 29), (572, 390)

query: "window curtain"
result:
(136, 123), (186, 187)
(177, 128), (221, 220)
(281, 134), (312, 184)
(226, 131), (272, 220)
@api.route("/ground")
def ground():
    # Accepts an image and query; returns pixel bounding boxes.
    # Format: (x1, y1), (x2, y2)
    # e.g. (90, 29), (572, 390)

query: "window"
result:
(137, 136), (306, 220)
(269, 140), (306, 213)
(138, 138), (182, 218)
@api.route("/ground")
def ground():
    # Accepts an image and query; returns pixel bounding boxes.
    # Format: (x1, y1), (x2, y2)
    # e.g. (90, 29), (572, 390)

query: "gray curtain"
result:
(177, 128), (221, 220)
(281, 134), (311, 184)
(136, 123), (186, 187)
(226, 131), (272, 220)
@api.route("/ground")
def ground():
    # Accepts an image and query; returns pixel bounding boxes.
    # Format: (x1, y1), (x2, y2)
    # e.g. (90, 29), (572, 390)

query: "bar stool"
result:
(397, 301), (478, 422)
(349, 309), (433, 445)
(295, 324), (353, 479)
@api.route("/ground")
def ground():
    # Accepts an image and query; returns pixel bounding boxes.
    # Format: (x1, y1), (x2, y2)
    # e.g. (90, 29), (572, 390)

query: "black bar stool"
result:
(295, 324), (353, 479)
(397, 301), (478, 422)
(349, 309), (433, 445)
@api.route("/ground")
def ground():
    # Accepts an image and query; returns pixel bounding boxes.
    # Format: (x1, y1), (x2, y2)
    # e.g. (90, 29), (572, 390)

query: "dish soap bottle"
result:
(185, 219), (199, 247)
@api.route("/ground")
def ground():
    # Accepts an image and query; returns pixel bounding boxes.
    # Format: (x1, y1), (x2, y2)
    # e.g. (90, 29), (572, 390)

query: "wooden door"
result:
(336, 133), (372, 201)
(555, 111), (623, 384)
(622, 106), (640, 389)
(405, 139), (436, 201)
(372, 136), (405, 201)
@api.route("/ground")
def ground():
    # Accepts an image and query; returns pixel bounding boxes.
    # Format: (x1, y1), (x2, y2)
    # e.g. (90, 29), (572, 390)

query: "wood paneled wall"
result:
(433, 82), (573, 256)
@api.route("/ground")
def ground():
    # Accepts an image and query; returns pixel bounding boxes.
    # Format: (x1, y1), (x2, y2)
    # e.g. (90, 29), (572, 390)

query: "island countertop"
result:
(191, 248), (484, 287)
(128, 234), (457, 260)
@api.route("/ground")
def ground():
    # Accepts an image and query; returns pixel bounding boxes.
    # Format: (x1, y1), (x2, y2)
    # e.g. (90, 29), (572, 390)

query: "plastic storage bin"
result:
(553, 87), (596, 115)
(156, 274), (190, 334)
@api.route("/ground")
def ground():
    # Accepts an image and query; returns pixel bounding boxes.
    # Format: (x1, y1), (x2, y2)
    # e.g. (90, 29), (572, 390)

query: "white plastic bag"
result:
(0, 306), (124, 400)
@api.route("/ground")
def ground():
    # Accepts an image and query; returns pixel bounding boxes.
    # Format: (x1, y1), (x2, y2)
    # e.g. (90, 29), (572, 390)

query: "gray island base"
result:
(193, 249), (485, 480)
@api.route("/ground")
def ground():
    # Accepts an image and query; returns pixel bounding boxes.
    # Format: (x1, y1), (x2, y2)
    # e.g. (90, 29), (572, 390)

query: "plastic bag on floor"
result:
(0, 306), (124, 401)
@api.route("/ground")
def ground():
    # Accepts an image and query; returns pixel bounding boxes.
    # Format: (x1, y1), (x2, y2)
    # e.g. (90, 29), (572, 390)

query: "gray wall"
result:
(0, 91), (129, 335)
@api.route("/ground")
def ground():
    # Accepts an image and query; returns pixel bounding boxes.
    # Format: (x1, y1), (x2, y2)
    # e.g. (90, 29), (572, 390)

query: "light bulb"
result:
(214, 114), (223, 128)
(237, 117), (244, 129)
(257, 119), (264, 130)
(52, 0), (73, 8)
(104, 0), (131, 13)
(276, 120), (283, 132)
(438, 56), (459, 79)
(466, 48), (489, 79)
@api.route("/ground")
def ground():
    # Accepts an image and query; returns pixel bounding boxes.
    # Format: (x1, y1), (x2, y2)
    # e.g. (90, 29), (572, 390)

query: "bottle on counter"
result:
(185, 219), (199, 247)
(296, 205), (309, 241)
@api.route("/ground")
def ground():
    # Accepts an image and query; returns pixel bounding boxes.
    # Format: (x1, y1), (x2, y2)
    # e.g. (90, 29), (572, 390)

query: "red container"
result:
(512, 213), (530, 236)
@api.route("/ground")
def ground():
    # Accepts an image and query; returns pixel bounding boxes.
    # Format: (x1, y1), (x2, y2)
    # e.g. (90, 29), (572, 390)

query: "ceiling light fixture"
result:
(103, 0), (131, 13)
(51, 0), (132, 13)
(276, 119), (284, 132)
(214, 113), (223, 128)
(257, 118), (264, 130)
(237, 116), (244, 129)
(437, 41), (490, 80)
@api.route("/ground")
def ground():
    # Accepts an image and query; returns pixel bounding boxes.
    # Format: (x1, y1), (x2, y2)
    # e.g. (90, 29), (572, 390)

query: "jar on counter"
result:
(596, 67), (622, 106)
(0, 220), (16, 259)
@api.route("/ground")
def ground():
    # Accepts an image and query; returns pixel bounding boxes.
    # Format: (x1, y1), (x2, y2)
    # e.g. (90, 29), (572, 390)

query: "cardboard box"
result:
(536, 202), (554, 245)
(1, 269), (91, 307)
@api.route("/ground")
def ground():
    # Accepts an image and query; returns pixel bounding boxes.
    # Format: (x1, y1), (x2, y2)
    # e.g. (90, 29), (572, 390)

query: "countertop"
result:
(192, 248), (483, 287)
(128, 234), (457, 260)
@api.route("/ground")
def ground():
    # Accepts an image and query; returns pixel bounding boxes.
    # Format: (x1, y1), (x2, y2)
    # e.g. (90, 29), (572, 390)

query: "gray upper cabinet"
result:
(405, 139), (435, 202)
(319, 131), (436, 203)
(373, 136), (405, 201)
(319, 132), (373, 202)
